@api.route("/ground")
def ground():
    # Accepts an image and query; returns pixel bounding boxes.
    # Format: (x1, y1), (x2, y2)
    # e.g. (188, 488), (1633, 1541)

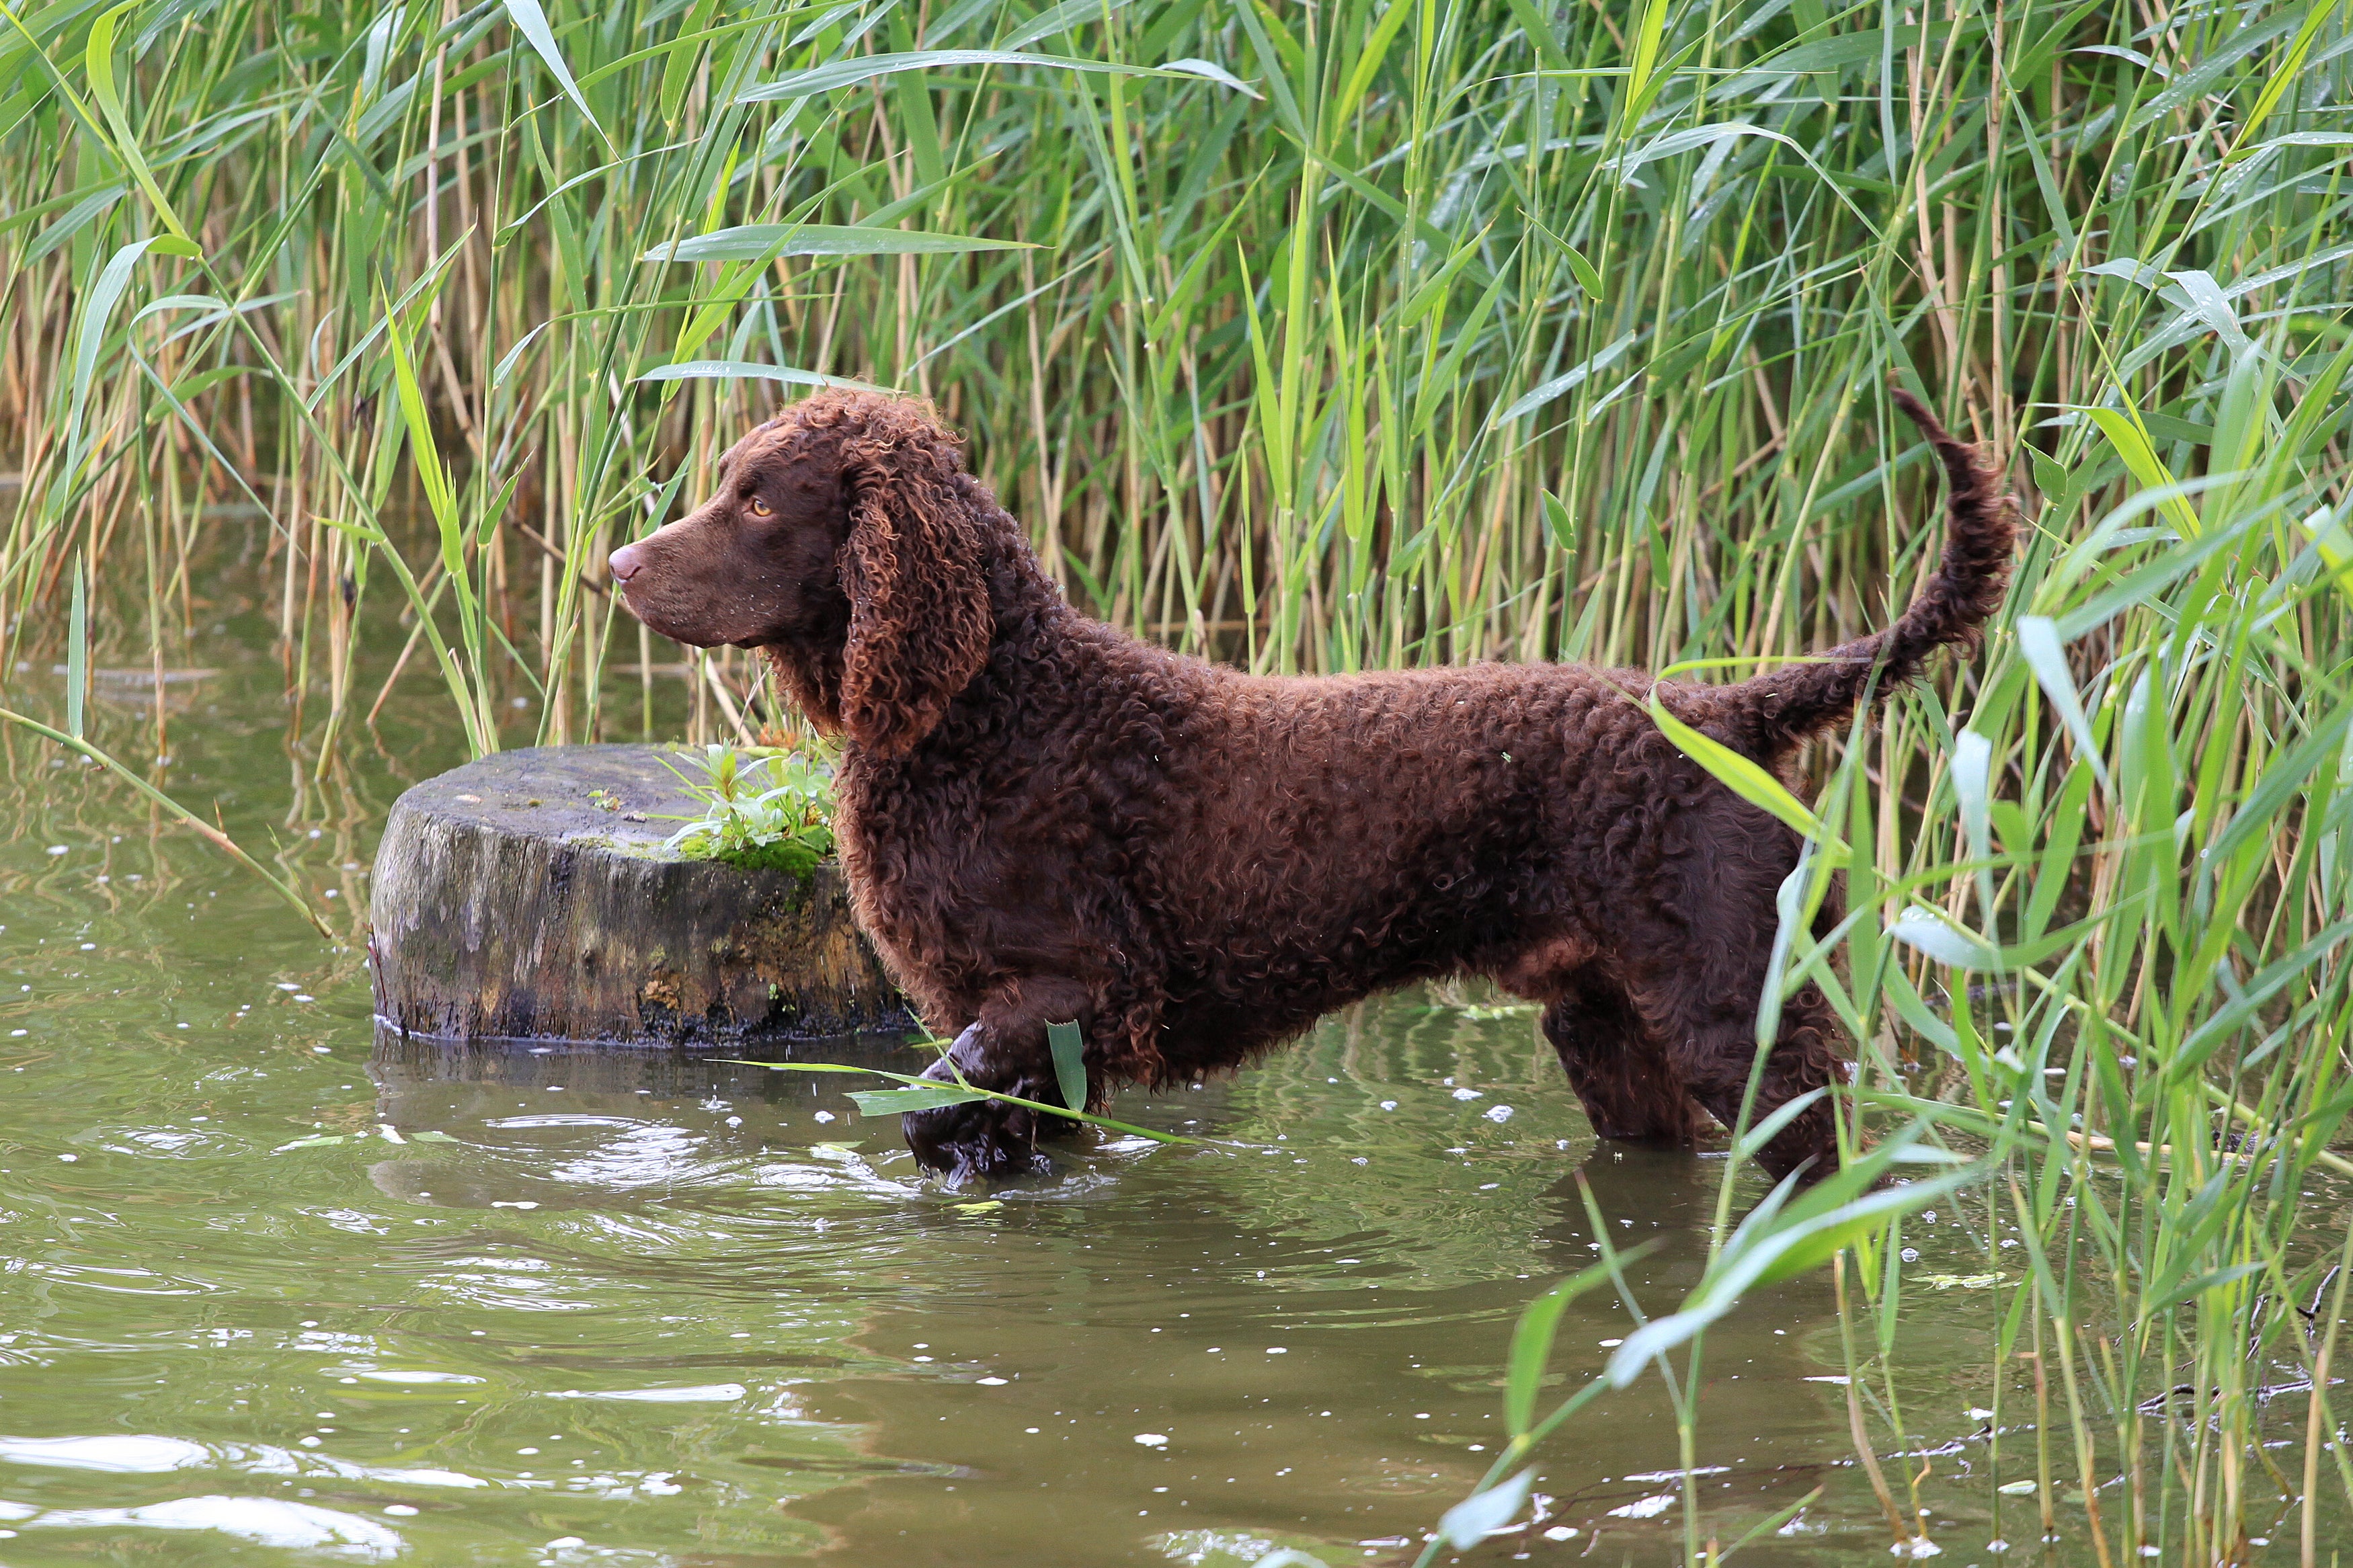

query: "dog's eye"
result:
(747, 497), (774, 518)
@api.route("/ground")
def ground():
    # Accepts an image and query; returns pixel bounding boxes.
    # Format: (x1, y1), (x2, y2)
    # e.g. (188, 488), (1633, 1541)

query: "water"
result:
(0, 596), (2311, 1565)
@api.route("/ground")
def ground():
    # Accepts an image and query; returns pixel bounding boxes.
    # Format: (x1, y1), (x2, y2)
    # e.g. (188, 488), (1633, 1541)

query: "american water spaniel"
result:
(608, 387), (2013, 1184)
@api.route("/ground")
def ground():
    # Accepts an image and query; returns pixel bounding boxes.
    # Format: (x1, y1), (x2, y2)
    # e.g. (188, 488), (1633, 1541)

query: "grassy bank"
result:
(7, 0), (2353, 1557)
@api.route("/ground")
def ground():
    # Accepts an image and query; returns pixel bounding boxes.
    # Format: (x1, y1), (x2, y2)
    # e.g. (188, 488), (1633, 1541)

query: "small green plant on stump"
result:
(660, 743), (836, 876)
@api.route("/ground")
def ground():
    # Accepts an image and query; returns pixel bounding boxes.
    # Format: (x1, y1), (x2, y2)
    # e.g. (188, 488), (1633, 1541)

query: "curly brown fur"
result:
(1700, 387), (2015, 755)
(609, 386), (2014, 1186)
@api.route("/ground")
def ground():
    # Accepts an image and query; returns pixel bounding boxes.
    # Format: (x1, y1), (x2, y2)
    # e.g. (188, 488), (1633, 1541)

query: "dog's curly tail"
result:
(1724, 388), (2015, 757)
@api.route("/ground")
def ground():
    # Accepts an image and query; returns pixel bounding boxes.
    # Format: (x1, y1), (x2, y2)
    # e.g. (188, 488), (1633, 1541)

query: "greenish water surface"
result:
(0, 606), (2315, 1567)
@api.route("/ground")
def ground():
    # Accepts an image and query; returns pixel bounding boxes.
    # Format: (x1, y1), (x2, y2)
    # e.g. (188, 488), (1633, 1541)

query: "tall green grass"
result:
(7, 0), (2353, 1557)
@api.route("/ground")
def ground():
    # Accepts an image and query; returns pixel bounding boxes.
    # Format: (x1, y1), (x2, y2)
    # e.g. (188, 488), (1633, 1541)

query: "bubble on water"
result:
(1133, 1433), (1168, 1448)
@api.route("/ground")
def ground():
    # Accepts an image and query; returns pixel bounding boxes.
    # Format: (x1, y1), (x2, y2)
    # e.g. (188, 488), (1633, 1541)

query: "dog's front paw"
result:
(901, 1034), (1051, 1183)
(902, 1096), (1051, 1184)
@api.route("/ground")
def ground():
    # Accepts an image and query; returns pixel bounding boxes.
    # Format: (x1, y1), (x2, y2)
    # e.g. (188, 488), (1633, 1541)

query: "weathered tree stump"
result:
(368, 745), (910, 1044)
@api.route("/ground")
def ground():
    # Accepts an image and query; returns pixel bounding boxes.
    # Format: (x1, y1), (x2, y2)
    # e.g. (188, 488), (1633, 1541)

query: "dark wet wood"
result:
(368, 745), (910, 1044)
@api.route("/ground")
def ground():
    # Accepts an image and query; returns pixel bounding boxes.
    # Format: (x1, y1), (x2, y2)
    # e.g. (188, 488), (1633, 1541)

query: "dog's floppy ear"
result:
(837, 429), (992, 757)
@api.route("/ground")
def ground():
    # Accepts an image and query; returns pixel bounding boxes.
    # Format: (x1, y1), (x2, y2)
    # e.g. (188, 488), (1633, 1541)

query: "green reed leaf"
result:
(1437, 1469), (1535, 1549)
(635, 360), (888, 390)
(503, 0), (606, 141)
(1503, 1254), (1630, 1438)
(639, 224), (1036, 263)
(65, 556), (85, 741)
(1047, 1020), (1086, 1112)
(737, 48), (1254, 103)
(81, 3), (196, 247)
(848, 1085), (995, 1114)
(1645, 692), (1843, 851)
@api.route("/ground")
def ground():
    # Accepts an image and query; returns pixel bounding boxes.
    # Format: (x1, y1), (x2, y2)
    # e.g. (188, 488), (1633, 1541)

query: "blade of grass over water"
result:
(711, 1057), (1197, 1143)
(0, 707), (335, 940)
(7, 0), (2353, 1557)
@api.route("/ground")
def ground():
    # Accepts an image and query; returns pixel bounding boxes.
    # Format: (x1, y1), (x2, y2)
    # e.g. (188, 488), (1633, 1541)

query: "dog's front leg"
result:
(901, 987), (1092, 1182)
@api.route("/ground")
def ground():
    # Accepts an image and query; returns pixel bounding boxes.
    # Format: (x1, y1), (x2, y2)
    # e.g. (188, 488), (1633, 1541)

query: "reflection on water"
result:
(0, 584), (2176, 1565)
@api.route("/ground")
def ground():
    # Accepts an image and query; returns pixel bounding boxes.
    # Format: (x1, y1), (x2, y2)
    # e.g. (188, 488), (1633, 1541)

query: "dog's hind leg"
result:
(1645, 975), (1846, 1184)
(1618, 801), (1853, 1182)
(1542, 971), (1713, 1145)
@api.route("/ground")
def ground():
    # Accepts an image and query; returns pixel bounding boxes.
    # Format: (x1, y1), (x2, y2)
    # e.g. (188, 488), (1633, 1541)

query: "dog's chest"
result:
(835, 745), (1143, 993)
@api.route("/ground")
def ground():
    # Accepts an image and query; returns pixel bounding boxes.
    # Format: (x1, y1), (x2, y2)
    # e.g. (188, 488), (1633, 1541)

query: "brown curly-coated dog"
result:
(608, 388), (2012, 1185)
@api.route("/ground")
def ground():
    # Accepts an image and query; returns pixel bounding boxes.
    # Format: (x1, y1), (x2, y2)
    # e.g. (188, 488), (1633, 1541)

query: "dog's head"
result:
(609, 390), (994, 757)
